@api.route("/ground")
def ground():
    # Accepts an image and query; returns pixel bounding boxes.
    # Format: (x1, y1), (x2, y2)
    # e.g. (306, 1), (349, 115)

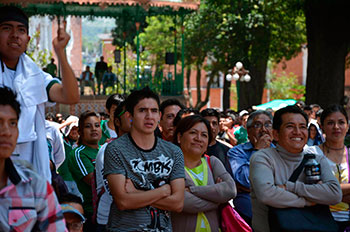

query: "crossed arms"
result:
(107, 174), (185, 212)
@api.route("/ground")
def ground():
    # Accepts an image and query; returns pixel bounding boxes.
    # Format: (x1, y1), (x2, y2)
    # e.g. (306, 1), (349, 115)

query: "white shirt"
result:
(106, 123), (117, 139)
(0, 54), (58, 182)
(45, 120), (65, 169)
(95, 143), (113, 225)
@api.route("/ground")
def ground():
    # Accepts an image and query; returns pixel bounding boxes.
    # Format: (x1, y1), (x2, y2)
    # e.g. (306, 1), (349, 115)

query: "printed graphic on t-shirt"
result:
(130, 154), (174, 177)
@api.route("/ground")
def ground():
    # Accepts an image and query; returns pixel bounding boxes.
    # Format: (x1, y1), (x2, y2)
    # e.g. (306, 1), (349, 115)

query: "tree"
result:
(183, 0), (306, 110)
(183, 3), (220, 109)
(304, 0), (350, 107)
(266, 72), (305, 100)
(138, 16), (180, 74)
(112, 12), (147, 51)
(27, 30), (51, 68)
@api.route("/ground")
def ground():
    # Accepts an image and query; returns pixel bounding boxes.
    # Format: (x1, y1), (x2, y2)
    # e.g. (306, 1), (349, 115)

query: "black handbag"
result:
(268, 155), (339, 232)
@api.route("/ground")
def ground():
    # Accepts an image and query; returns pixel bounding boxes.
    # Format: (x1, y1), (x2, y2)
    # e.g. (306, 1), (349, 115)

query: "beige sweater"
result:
(171, 156), (236, 232)
(249, 145), (342, 232)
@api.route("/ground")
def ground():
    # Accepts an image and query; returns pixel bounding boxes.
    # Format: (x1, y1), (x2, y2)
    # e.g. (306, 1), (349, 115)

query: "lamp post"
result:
(135, 22), (140, 89)
(226, 62), (251, 110)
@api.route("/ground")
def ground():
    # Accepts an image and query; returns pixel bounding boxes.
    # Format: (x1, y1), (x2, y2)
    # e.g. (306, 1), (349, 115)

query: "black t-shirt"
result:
(206, 140), (233, 176)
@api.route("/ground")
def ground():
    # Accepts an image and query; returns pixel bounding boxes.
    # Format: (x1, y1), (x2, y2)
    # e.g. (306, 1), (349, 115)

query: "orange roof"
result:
(0, 0), (199, 11)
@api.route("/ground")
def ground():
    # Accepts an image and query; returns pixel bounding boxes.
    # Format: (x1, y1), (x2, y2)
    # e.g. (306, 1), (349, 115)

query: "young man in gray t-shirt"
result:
(104, 87), (185, 231)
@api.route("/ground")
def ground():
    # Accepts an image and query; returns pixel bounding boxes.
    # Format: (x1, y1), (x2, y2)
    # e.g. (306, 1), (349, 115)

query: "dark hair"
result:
(173, 115), (213, 148)
(125, 87), (160, 115)
(320, 104), (348, 126)
(303, 105), (312, 111)
(45, 112), (55, 121)
(219, 112), (227, 119)
(0, 6), (28, 31)
(173, 108), (200, 127)
(78, 111), (100, 145)
(99, 112), (109, 120)
(200, 108), (220, 122)
(246, 110), (273, 129)
(226, 109), (236, 115)
(160, 99), (185, 119)
(273, 105), (308, 131)
(106, 94), (124, 111)
(0, 87), (21, 119)
(59, 193), (83, 205)
(113, 100), (126, 134)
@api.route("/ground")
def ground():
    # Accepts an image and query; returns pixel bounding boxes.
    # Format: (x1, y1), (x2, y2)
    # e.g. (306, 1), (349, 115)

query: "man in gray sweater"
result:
(249, 105), (342, 232)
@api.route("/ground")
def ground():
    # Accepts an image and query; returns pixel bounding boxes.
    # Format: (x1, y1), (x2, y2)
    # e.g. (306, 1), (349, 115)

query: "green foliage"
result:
(26, 31), (52, 68)
(107, 0), (306, 107)
(181, 0), (306, 108)
(112, 13), (147, 50)
(138, 16), (180, 70)
(265, 72), (305, 101)
(104, 44), (161, 95)
(82, 37), (99, 54)
(185, 0), (306, 69)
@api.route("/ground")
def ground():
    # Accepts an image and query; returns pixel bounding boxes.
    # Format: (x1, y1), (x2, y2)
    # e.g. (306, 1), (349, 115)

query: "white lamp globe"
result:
(226, 74), (233, 82)
(233, 73), (240, 81)
(244, 74), (251, 82)
(235, 62), (243, 70)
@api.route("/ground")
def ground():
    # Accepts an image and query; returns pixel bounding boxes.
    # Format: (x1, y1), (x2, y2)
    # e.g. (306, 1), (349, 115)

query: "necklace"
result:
(323, 143), (345, 153)
(322, 144), (345, 164)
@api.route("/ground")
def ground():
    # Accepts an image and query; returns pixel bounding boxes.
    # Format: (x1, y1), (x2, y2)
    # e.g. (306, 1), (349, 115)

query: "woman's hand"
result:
(216, 177), (223, 183)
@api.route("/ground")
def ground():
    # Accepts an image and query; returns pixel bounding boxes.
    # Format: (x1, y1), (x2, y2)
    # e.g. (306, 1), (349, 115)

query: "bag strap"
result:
(288, 155), (309, 182)
(204, 154), (212, 171)
(346, 147), (350, 183)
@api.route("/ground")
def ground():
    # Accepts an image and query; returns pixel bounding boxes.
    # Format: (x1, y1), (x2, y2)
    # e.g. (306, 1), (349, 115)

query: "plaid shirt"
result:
(0, 159), (68, 232)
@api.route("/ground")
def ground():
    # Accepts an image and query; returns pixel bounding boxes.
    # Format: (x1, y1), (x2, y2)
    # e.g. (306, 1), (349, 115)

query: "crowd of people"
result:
(1, 5), (350, 232)
(80, 57), (118, 96)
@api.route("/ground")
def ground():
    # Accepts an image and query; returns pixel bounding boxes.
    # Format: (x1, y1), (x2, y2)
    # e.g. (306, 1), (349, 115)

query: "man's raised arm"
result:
(49, 21), (79, 104)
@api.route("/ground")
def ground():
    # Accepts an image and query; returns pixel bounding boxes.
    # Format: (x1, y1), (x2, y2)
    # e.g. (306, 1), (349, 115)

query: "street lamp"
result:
(226, 62), (251, 82)
(225, 62), (251, 110)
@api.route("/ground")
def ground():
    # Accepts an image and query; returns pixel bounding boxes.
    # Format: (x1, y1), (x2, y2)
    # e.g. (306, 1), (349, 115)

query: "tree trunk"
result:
(223, 76), (231, 111)
(239, 27), (270, 110)
(185, 66), (193, 107)
(195, 63), (202, 108)
(195, 69), (216, 110)
(305, 0), (350, 108)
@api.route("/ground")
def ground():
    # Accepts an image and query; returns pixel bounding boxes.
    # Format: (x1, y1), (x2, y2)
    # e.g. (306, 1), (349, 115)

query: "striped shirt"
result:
(69, 145), (99, 213)
(0, 159), (67, 232)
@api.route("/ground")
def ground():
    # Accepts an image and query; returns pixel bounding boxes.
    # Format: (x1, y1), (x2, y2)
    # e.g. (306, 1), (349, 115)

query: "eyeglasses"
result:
(66, 221), (84, 231)
(252, 122), (272, 129)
